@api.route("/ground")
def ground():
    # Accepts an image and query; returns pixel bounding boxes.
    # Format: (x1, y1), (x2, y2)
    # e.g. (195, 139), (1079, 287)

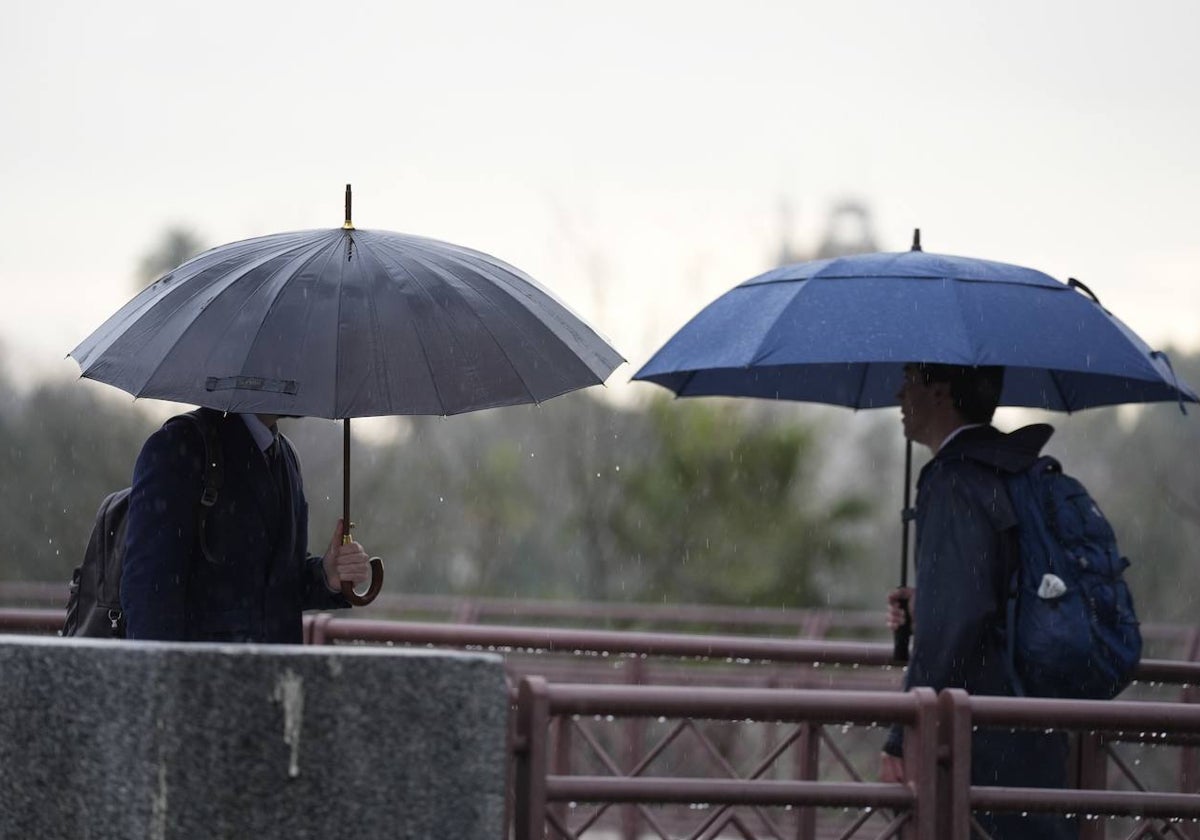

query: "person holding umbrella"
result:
(121, 410), (373, 643)
(881, 362), (1074, 840)
(70, 186), (624, 642)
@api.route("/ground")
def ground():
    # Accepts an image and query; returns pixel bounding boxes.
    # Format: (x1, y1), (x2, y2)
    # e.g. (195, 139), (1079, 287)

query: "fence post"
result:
(1074, 730), (1106, 840)
(309, 612), (333, 646)
(938, 689), (972, 840)
(622, 656), (647, 840)
(550, 711), (573, 830)
(793, 722), (819, 840)
(905, 688), (939, 840)
(514, 676), (550, 840)
(1181, 629), (1200, 840)
(1184, 684), (1200, 840)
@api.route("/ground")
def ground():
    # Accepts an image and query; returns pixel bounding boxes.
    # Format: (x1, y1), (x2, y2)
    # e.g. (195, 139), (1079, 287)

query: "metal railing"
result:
(512, 679), (1200, 840)
(5, 581), (1198, 658)
(9, 607), (1197, 690)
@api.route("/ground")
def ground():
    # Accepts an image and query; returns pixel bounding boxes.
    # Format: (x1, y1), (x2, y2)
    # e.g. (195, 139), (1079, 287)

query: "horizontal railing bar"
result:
(0, 609), (66, 632)
(970, 787), (1200, 818)
(3, 608), (1198, 685)
(3, 582), (1193, 645)
(318, 617), (897, 665)
(969, 696), (1200, 732)
(545, 776), (914, 808)
(542, 683), (918, 723)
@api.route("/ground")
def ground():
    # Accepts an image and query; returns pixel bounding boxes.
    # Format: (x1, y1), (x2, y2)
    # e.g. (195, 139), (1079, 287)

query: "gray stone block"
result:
(0, 635), (507, 840)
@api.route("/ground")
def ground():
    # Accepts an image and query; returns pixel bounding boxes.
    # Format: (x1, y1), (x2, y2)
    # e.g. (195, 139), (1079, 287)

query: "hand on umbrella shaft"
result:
(323, 519), (371, 592)
(886, 587), (915, 633)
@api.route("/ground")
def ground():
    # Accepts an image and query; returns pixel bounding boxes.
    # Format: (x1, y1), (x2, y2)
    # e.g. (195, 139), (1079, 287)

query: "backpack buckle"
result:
(199, 487), (219, 507)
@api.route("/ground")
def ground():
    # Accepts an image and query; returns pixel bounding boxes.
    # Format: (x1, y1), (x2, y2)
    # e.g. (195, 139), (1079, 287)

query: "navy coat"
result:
(121, 409), (347, 643)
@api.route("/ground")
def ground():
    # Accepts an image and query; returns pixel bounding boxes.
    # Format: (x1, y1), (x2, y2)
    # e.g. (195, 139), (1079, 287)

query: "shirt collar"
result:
(240, 414), (276, 453)
(937, 423), (985, 454)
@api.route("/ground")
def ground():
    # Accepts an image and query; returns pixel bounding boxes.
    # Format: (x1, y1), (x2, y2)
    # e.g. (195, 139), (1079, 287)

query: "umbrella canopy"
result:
(635, 245), (1196, 411)
(72, 227), (624, 418)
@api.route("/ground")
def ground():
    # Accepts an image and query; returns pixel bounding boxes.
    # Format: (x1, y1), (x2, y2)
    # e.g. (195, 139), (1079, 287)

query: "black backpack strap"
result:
(177, 411), (224, 563)
(182, 410), (224, 504)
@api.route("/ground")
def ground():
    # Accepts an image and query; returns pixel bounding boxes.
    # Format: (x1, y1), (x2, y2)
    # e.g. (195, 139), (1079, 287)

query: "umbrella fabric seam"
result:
(375, 243), (545, 408)
(72, 232), (317, 368)
(360, 238), (454, 415)
(745, 274), (1069, 292)
(403, 236), (618, 370)
(234, 238), (342, 412)
(133, 237), (330, 405)
(346, 240), (405, 417)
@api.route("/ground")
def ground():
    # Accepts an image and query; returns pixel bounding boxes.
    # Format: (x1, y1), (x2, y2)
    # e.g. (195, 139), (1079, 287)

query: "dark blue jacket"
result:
(121, 409), (347, 643)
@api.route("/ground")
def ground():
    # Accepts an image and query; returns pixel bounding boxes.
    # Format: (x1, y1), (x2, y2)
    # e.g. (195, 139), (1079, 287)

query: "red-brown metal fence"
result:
(512, 680), (1200, 840)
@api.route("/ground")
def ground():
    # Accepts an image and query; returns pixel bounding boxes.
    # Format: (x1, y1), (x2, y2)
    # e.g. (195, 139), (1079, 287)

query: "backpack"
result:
(61, 411), (224, 638)
(1003, 455), (1142, 699)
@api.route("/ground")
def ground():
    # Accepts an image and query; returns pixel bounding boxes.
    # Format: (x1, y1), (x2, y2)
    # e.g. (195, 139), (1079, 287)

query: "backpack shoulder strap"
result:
(172, 410), (224, 563)
(178, 410), (224, 505)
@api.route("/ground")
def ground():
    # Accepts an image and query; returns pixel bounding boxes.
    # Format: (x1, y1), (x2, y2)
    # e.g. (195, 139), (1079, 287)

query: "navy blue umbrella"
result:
(634, 232), (1196, 658)
(637, 235), (1194, 412)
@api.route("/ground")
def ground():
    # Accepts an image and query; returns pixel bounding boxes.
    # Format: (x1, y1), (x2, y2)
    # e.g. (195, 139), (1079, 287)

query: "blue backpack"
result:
(1002, 455), (1142, 699)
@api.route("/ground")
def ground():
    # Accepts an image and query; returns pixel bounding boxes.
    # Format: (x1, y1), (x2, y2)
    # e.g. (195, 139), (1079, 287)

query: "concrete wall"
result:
(0, 635), (507, 840)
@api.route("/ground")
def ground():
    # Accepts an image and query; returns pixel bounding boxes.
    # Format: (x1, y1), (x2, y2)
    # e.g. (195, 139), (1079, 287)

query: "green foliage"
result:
(609, 398), (871, 607)
(0, 374), (154, 583)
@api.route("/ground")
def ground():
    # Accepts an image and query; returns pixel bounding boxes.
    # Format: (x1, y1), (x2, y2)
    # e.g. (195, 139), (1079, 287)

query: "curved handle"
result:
(341, 556), (384, 606)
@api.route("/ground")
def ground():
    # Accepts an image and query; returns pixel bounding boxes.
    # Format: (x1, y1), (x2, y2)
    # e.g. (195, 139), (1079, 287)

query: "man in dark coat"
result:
(121, 409), (371, 643)
(881, 364), (1075, 839)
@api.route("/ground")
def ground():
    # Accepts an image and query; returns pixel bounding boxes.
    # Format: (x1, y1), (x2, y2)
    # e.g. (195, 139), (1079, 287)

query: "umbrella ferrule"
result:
(342, 183), (355, 230)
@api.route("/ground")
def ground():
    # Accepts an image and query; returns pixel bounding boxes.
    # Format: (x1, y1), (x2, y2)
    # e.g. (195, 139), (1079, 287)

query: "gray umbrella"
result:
(71, 186), (625, 603)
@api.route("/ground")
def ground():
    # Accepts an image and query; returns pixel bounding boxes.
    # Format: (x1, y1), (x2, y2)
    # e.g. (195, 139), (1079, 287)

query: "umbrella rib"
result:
(406, 236), (619, 372)
(1047, 367), (1072, 413)
(412, 252), (545, 406)
(363, 239), (455, 415)
(232, 238), (341, 412)
(132, 237), (331, 407)
(744, 283), (802, 367)
(378, 243), (547, 407)
(851, 363), (870, 410)
(353, 239), (449, 416)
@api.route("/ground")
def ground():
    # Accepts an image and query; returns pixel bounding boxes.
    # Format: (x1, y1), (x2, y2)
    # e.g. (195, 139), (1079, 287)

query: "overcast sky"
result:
(4, 0), (1198, 398)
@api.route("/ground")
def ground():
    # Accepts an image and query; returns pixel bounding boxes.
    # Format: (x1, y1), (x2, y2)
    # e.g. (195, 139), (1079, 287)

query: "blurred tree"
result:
(135, 226), (207, 290)
(0, 372), (153, 584)
(609, 398), (872, 608)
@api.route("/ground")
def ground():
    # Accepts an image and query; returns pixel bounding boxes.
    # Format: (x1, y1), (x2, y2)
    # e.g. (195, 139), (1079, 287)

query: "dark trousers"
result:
(972, 728), (1077, 840)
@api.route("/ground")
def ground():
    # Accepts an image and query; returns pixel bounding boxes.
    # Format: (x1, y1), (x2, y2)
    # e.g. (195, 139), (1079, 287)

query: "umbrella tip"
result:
(910, 229), (922, 252)
(342, 184), (355, 230)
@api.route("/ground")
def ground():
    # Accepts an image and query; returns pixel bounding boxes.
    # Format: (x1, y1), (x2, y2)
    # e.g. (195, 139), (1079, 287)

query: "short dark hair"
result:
(915, 364), (1005, 423)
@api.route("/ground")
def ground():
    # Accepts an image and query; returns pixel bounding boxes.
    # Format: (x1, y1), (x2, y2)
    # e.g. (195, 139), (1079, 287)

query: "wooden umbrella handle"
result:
(341, 556), (384, 606)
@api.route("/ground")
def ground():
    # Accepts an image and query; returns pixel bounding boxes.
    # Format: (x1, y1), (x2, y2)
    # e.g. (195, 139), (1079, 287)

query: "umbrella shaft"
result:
(344, 418), (352, 539)
(901, 438), (912, 587)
